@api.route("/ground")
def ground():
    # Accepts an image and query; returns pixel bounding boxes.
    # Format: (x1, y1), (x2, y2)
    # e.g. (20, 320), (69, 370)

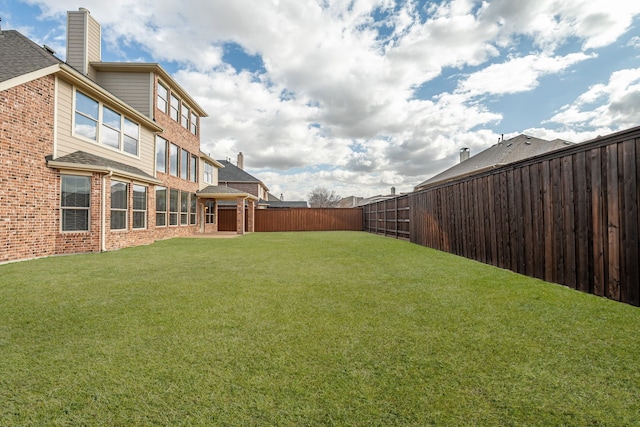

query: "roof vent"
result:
(43, 44), (56, 55)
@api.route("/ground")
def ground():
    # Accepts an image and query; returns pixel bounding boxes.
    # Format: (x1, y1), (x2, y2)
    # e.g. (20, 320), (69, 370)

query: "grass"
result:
(1, 231), (640, 426)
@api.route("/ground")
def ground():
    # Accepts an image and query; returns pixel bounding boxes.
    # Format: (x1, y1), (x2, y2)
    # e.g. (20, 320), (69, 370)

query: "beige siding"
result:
(66, 10), (101, 80)
(55, 79), (156, 176)
(96, 72), (152, 117)
(66, 12), (87, 75)
(86, 13), (101, 81)
(198, 159), (220, 190)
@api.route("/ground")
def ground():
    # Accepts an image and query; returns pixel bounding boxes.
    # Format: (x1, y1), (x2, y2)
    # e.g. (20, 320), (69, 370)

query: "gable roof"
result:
(0, 30), (61, 84)
(216, 160), (269, 191)
(414, 134), (572, 190)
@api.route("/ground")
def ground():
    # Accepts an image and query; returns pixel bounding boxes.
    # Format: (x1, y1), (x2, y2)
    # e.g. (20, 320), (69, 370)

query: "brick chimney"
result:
(66, 8), (101, 79)
(237, 152), (244, 170)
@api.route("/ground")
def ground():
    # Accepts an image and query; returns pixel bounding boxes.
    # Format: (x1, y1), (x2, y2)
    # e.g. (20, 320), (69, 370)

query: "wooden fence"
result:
(218, 208), (363, 232)
(364, 126), (640, 306)
(362, 195), (410, 239)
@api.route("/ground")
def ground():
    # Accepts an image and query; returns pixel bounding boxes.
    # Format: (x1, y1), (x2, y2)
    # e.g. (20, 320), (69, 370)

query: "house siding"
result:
(54, 78), (156, 176)
(96, 71), (153, 117)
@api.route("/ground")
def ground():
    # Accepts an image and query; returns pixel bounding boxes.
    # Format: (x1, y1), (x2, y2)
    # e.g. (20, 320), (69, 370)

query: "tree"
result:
(307, 186), (341, 208)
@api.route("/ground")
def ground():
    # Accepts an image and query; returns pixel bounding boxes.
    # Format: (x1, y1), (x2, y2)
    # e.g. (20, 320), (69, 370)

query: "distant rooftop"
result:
(415, 134), (572, 191)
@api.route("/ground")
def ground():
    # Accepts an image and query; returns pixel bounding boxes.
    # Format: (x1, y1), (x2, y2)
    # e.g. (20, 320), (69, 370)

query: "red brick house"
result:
(0, 8), (257, 263)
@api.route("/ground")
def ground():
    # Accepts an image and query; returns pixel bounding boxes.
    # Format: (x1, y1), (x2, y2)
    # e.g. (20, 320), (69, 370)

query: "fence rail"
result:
(364, 126), (640, 306)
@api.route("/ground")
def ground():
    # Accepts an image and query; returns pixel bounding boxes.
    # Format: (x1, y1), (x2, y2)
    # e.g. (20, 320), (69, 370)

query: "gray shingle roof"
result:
(48, 151), (156, 181)
(415, 134), (572, 190)
(216, 160), (261, 183)
(0, 30), (61, 83)
(197, 185), (248, 196)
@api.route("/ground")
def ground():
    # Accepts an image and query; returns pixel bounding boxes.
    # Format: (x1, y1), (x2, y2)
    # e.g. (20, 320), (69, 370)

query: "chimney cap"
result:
(78, 7), (91, 13)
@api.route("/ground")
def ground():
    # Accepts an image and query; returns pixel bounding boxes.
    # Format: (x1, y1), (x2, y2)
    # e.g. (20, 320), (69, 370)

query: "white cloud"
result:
(546, 68), (640, 129)
(15, 0), (640, 200)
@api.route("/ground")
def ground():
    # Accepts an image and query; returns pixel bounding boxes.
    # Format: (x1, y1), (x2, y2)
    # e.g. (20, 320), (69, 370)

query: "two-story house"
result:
(0, 8), (257, 263)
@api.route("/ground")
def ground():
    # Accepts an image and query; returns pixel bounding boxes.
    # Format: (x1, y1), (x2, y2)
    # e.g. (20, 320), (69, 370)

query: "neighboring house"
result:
(217, 152), (308, 208)
(414, 134), (572, 191)
(0, 8), (256, 264)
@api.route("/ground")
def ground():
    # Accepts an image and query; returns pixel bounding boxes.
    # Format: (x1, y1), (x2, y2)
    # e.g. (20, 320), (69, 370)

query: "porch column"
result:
(236, 196), (245, 234)
(247, 199), (255, 232)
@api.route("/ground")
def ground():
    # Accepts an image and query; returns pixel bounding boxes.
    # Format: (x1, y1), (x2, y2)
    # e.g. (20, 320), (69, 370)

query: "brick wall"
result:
(0, 76), (59, 263)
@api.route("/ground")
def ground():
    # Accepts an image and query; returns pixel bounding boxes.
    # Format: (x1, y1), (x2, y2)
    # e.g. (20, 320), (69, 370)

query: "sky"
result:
(2, 0), (640, 200)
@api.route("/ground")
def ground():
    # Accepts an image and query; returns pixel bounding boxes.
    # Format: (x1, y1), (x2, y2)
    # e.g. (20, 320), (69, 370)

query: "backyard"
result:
(1, 231), (639, 426)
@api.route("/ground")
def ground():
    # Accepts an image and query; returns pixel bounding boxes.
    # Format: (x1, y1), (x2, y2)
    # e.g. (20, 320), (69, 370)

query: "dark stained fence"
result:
(218, 208), (245, 231)
(362, 195), (410, 239)
(256, 208), (362, 232)
(364, 126), (640, 306)
(217, 207), (362, 232)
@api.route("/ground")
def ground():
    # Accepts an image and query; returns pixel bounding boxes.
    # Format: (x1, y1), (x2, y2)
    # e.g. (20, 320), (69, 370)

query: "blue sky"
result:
(2, 0), (640, 200)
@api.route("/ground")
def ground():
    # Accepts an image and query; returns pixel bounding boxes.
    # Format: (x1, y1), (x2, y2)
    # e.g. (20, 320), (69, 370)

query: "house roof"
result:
(0, 30), (61, 83)
(47, 151), (161, 184)
(216, 160), (270, 192)
(264, 200), (309, 208)
(415, 134), (572, 190)
(217, 160), (260, 182)
(196, 185), (258, 200)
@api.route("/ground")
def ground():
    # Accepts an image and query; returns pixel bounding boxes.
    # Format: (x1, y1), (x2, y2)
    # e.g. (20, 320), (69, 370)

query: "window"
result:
(169, 189), (179, 226)
(181, 149), (189, 180)
(74, 90), (139, 156)
(123, 118), (139, 155)
(180, 191), (189, 225)
(190, 193), (197, 225)
(133, 185), (147, 229)
(61, 175), (90, 231)
(102, 106), (121, 149)
(204, 162), (213, 184)
(74, 91), (99, 140)
(169, 143), (179, 177)
(190, 111), (198, 135)
(170, 94), (180, 122)
(157, 82), (168, 113)
(181, 105), (190, 129)
(110, 181), (128, 230)
(191, 155), (198, 182)
(205, 200), (216, 224)
(156, 186), (167, 227)
(156, 136), (167, 173)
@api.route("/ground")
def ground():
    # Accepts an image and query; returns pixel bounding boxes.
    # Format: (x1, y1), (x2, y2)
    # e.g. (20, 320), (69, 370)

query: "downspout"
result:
(101, 170), (113, 252)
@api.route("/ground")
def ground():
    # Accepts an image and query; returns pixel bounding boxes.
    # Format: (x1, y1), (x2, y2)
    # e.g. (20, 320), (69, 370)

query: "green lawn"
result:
(1, 231), (640, 426)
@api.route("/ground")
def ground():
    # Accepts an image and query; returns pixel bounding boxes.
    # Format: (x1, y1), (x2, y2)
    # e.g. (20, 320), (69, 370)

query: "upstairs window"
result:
(181, 149), (189, 180)
(170, 94), (180, 122)
(181, 105), (190, 129)
(157, 82), (168, 113)
(190, 155), (198, 182)
(102, 106), (121, 149)
(74, 91), (99, 140)
(204, 162), (213, 184)
(123, 118), (139, 155)
(156, 136), (167, 173)
(190, 111), (198, 135)
(74, 90), (140, 156)
(169, 143), (179, 177)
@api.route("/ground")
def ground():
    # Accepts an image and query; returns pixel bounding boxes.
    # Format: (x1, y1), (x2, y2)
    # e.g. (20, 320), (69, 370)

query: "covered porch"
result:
(195, 185), (258, 235)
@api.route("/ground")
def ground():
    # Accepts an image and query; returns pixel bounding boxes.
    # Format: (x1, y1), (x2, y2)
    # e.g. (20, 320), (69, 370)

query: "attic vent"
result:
(43, 45), (56, 55)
